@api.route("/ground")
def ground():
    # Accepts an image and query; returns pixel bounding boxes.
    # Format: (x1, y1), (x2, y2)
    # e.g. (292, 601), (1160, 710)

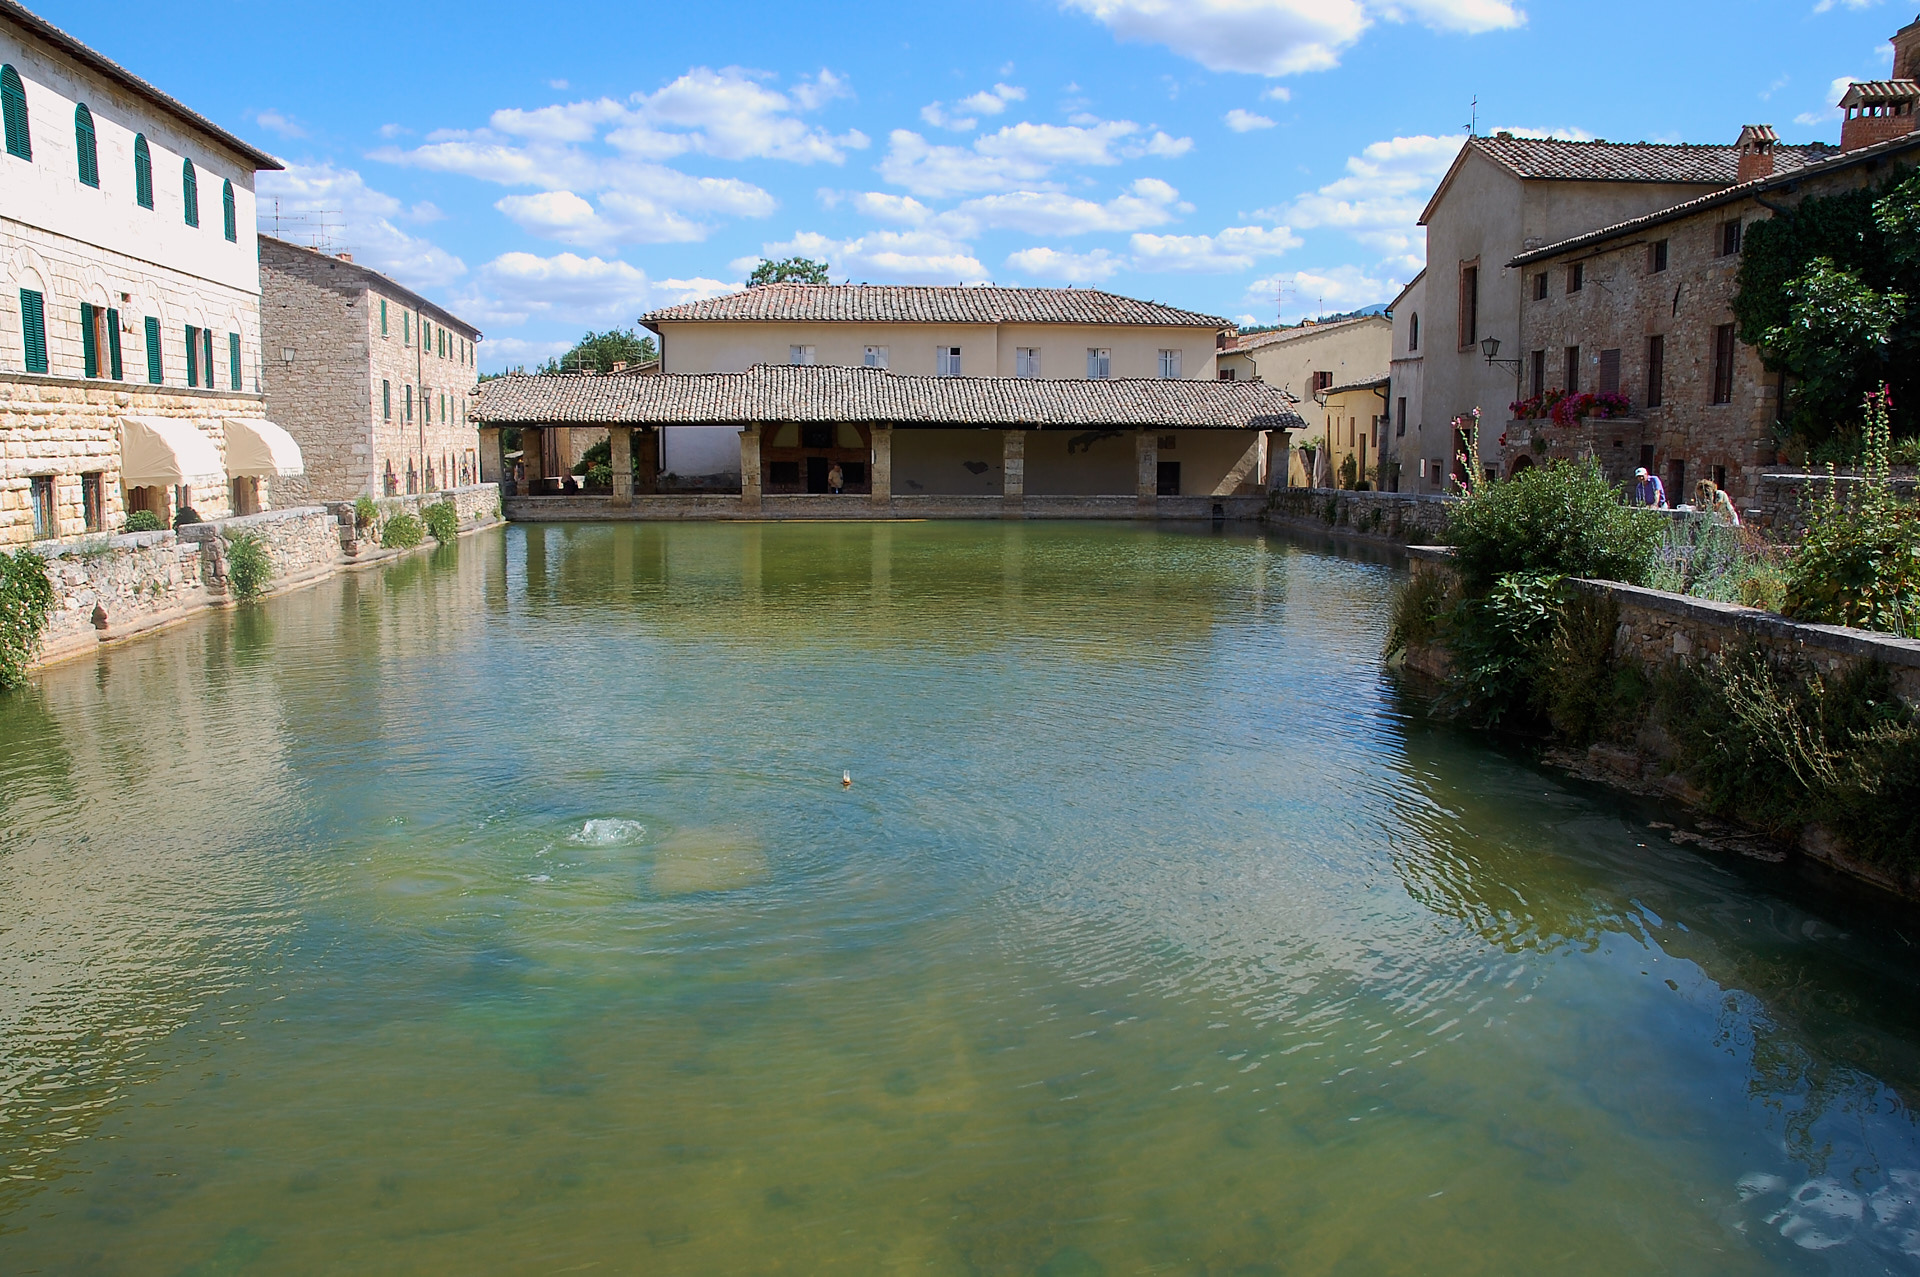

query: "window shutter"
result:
(74, 103), (98, 186)
(81, 301), (97, 377)
(383, 380), (391, 419)
(222, 180), (236, 242)
(19, 289), (46, 374)
(108, 308), (122, 379)
(185, 325), (199, 387)
(229, 332), (241, 389)
(203, 329), (214, 389)
(2, 66), (32, 161)
(144, 316), (162, 383)
(380, 299), (388, 336)
(182, 159), (198, 227)
(134, 134), (153, 208)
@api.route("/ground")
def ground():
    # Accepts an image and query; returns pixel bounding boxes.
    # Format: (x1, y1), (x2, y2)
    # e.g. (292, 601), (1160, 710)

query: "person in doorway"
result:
(1633, 467), (1668, 509)
(827, 462), (844, 495)
(1696, 479), (1741, 526)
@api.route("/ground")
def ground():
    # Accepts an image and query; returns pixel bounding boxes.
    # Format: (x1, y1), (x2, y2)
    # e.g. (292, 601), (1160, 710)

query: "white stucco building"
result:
(0, 0), (290, 545)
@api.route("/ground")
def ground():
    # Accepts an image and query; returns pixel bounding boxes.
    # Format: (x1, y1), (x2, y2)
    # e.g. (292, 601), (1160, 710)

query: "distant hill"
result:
(1238, 304), (1388, 337)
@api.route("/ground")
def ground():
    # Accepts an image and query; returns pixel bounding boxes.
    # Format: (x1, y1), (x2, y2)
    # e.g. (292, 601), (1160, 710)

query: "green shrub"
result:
(122, 510), (162, 533)
(380, 513), (424, 549)
(1446, 459), (1664, 593)
(1893, 436), (1920, 467)
(1645, 518), (1791, 609)
(421, 501), (459, 543)
(0, 547), (54, 691)
(1783, 389), (1920, 635)
(173, 506), (203, 530)
(1441, 571), (1564, 727)
(1533, 587), (1648, 745)
(224, 531), (272, 602)
(1385, 567), (1456, 659)
(353, 495), (379, 530)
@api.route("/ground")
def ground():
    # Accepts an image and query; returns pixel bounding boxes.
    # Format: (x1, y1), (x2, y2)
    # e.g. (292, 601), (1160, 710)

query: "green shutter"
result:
(185, 325), (198, 386)
(20, 289), (46, 374)
(203, 329), (214, 389)
(74, 103), (97, 186)
(229, 332), (241, 390)
(222, 180), (236, 242)
(405, 384), (412, 421)
(108, 308), (122, 379)
(382, 379), (390, 419)
(2, 66), (32, 161)
(403, 312), (410, 345)
(134, 134), (153, 208)
(144, 315), (161, 383)
(380, 299), (387, 336)
(81, 301), (97, 377)
(182, 159), (198, 227)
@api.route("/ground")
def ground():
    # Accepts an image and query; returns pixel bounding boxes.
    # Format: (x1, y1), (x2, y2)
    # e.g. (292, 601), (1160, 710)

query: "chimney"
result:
(335, 251), (353, 263)
(1839, 15), (1920, 152)
(611, 360), (628, 373)
(1736, 125), (1778, 182)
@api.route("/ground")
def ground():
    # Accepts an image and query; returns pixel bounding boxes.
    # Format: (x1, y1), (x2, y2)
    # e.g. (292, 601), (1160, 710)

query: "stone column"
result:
(610, 425), (633, 507)
(1135, 429), (1159, 518)
(740, 422), (763, 515)
(522, 426), (545, 493)
(479, 427), (504, 491)
(1002, 429), (1026, 518)
(871, 424), (893, 511)
(1264, 430), (1291, 492)
(638, 427), (660, 495)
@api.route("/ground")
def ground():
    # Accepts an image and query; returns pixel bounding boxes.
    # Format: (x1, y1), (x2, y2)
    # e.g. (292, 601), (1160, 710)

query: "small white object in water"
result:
(842, 770), (852, 788)
(570, 819), (647, 847)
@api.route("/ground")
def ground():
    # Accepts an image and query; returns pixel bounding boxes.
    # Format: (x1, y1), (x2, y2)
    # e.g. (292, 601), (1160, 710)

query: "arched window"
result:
(222, 179), (235, 241)
(1, 65), (31, 160)
(133, 134), (153, 208)
(74, 103), (98, 186)
(181, 158), (198, 227)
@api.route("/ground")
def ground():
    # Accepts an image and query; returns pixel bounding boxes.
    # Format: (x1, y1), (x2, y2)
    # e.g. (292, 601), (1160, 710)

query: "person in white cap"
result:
(1633, 467), (1668, 509)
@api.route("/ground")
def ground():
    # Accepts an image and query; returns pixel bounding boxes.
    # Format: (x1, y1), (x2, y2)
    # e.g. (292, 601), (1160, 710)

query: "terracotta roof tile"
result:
(473, 364), (1305, 431)
(642, 284), (1234, 329)
(1470, 133), (1837, 185)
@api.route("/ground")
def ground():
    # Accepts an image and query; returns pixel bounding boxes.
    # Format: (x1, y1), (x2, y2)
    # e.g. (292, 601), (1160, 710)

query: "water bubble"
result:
(569, 819), (647, 847)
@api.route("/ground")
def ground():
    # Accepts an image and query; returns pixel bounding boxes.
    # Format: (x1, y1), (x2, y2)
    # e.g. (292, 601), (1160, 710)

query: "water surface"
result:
(2, 521), (1918, 1274)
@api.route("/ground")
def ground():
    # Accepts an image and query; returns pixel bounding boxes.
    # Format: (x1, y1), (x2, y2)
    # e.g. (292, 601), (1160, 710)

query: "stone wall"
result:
(1753, 470), (1918, 535)
(324, 482), (504, 558)
(498, 491), (1266, 522)
(0, 375), (267, 545)
(1266, 487), (1453, 544)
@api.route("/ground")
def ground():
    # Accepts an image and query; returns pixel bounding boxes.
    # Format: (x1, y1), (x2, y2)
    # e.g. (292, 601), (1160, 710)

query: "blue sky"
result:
(39, 0), (1911, 370)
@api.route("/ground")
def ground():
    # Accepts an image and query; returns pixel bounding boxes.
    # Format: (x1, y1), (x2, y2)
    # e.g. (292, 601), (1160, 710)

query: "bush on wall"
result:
(224, 531), (273, 603)
(380, 513), (424, 549)
(0, 548), (54, 691)
(421, 501), (459, 543)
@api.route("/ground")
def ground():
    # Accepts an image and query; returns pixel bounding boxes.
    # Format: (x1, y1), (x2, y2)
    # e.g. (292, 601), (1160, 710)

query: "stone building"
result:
(638, 285), (1237, 484)
(1504, 130), (1920, 503)
(1217, 314), (1390, 484)
(1384, 272), (1430, 490)
(259, 235), (482, 502)
(1416, 132), (1841, 478)
(0, 0), (290, 545)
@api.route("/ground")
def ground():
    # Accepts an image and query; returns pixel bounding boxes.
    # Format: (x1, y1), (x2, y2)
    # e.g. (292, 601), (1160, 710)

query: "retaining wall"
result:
(1267, 488), (1454, 544)
(1754, 471), (1918, 535)
(499, 493), (1268, 522)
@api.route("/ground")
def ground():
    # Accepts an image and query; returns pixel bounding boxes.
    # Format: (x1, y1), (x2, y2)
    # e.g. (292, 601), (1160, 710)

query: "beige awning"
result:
(225, 417), (304, 478)
(120, 416), (224, 488)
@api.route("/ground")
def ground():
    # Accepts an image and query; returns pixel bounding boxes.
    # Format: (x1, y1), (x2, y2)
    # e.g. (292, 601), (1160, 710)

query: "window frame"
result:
(229, 331), (241, 390)
(382, 379), (391, 420)
(74, 102), (98, 187)
(29, 474), (54, 539)
(1457, 260), (1480, 348)
(222, 180), (236, 242)
(1087, 347), (1111, 380)
(1711, 324), (1736, 404)
(1563, 344), (1581, 395)
(144, 315), (162, 383)
(1, 65), (31, 162)
(181, 158), (199, 227)
(788, 344), (816, 366)
(1567, 262), (1584, 294)
(937, 346), (961, 376)
(1015, 347), (1040, 378)
(1646, 334), (1665, 408)
(1157, 348), (1182, 379)
(1408, 312), (1419, 352)
(133, 134), (153, 209)
(19, 287), (46, 374)
(863, 344), (888, 369)
(1649, 239), (1669, 274)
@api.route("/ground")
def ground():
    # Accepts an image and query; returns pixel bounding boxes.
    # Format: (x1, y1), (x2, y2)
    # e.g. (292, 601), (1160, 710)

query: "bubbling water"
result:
(569, 818), (648, 847)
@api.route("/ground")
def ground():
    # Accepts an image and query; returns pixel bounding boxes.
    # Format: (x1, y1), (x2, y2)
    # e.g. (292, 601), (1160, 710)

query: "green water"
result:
(3, 522), (1919, 1275)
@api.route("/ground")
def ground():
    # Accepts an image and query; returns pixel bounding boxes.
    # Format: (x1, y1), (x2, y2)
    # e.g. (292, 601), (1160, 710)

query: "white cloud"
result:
(258, 162), (466, 288)
(490, 167), (778, 247)
(1144, 131), (1194, 157)
(1276, 133), (1461, 256)
(952, 178), (1188, 235)
(253, 110), (305, 139)
(921, 83), (1027, 132)
(1796, 74), (1864, 125)
(457, 252), (731, 329)
(1262, 86), (1293, 102)
(1005, 246), (1121, 282)
(756, 229), (988, 284)
(877, 118), (1192, 198)
(1224, 108), (1276, 132)
(1812, 0), (1889, 12)
(1129, 225), (1301, 272)
(547, 78), (570, 91)
(1062, 0), (1522, 77)
(1246, 264), (1397, 321)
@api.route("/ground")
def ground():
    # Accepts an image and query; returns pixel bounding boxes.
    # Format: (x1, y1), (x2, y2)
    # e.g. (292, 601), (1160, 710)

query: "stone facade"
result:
(260, 236), (481, 503)
(1, 377), (265, 544)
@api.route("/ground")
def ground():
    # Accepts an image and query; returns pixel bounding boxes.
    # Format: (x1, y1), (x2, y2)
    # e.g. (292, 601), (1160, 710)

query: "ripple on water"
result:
(569, 818), (649, 847)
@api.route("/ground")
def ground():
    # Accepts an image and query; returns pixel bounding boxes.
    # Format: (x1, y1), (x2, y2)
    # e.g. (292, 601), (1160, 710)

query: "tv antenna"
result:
(268, 199), (343, 252)
(1464, 96), (1479, 137)
(1274, 276), (1294, 324)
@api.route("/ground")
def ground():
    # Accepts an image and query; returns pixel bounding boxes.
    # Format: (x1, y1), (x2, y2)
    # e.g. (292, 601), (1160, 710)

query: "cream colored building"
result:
(1217, 316), (1390, 475)
(0, 0), (289, 544)
(1384, 272), (1433, 491)
(641, 284), (1235, 481)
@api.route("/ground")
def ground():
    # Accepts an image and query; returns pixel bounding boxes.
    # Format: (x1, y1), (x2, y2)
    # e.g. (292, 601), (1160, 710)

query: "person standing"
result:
(827, 462), (845, 495)
(1634, 467), (1668, 509)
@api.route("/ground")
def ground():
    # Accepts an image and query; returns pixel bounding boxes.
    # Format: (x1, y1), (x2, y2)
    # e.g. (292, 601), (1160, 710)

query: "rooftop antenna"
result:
(1274, 276), (1294, 324)
(269, 199), (343, 252)
(1465, 95), (1479, 138)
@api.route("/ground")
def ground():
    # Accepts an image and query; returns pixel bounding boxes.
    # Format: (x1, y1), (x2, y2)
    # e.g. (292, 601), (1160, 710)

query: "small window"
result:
(1650, 239), (1669, 273)
(1408, 312), (1419, 352)
(1311, 371), (1334, 394)
(1719, 220), (1743, 258)
(2, 65), (31, 161)
(1217, 367), (1236, 381)
(222, 180), (236, 242)
(144, 315), (162, 383)
(423, 319), (432, 350)
(1712, 324), (1736, 403)
(82, 472), (103, 532)
(382, 379), (391, 420)
(1458, 262), (1479, 347)
(229, 332), (241, 390)
(19, 288), (46, 374)
(74, 103), (98, 187)
(788, 344), (815, 365)
(29, 474), (54, 538)
(1567, 262), (1584, 294)
(1597, 347), (1620, 395)
(1087, 348), (1111, 379)
(1396, 397), (1408, 437)
(185, 324), (200, 387)
(937, 346), (961, 376)
(380, 299), (388, 336)
(133, 135), (153, 208)
(1158, 348), (1182, 379)
(406, 384), (413, 421)
(1564, 345), (1580, 395)
(1529, 349), (1546, 399)
(182, 159), (199, 227)
(1015, 347), (1040, 377)
(1646, 335), (1665, 408)
(863, 345), (888, 368)
(1533, 272), (1548, 302)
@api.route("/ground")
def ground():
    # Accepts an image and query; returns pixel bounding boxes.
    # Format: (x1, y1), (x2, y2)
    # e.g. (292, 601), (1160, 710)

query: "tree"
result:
(538, 328), (657, 375)
(747, 256), (830, 286)
(1760, 258), (1906, 436)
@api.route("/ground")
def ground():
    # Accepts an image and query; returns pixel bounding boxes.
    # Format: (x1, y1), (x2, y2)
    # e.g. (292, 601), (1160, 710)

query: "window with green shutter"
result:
(222, 180), (237, 242)
(202, 329), (213, 389)
(403, 312), (410, 346)
(382, 379), (391, 419)
(2, 66), (31, 161)
(380, 298), (387, 336)
(74, 103), (97, 186)
(228, 332), (241, 389)
(144, 315), (161, 383)
(405, 384), (412, 421)
(81, 301), (97, 377)
(185, 325), (199, 387)
(19, 289), (46, 374)
(182, 158), (199, 227)
(108, 307), (122, 380)
(133, 134), (153, 208)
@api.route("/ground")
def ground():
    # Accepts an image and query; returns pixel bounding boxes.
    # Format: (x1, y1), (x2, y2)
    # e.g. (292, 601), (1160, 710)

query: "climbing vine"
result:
(0, 547), (55, 691)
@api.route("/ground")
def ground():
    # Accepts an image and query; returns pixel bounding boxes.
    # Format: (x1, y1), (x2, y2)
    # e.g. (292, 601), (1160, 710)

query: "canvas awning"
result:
(225, 417), (304, 478)
(120, 416), (224, 488)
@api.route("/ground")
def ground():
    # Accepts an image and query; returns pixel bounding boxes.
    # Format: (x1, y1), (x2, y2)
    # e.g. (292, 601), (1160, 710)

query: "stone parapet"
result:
(1754, 470), (1918, 535)
(1266, 487), (1454, 544)
(497, 492), (1266, 522)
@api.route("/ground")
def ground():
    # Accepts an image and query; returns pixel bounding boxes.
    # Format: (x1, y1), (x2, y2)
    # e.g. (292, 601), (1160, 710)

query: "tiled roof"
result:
(1839, 80), (1920, 107)
(1224, 314), (1388, 353)
(1509, 130), (1920, 266)
(1469, 133), (1836, 184)
(473, 364), (1305, 431)
(0, 1), (281, 169)
(642, 284), (1235, 329)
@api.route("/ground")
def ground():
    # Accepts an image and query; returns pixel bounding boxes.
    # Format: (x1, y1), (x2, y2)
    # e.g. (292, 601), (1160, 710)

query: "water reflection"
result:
(0, 522), (1916, 1273)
